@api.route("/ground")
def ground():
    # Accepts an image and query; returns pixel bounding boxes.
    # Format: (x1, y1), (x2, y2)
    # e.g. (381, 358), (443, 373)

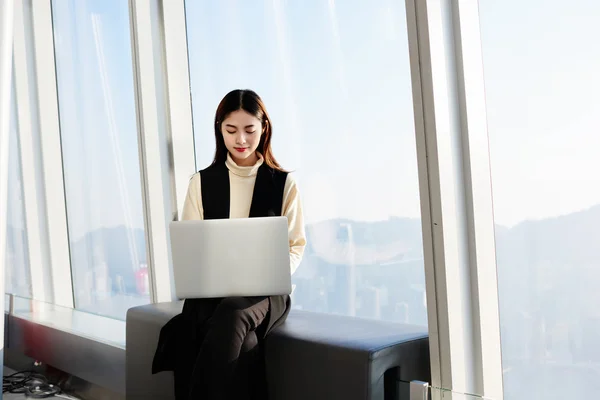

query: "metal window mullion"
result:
(406, 0), (503, 398)
(161, 0), (196, 218)
(129, 0), (177, 303)
(407, 0), (465, 391)
(405, 0), (445, 388)
(12, 0), (51, 303)
(29, 0), (74, 308)
(452, 1), (503, 397)
(0, 0), (16, 356)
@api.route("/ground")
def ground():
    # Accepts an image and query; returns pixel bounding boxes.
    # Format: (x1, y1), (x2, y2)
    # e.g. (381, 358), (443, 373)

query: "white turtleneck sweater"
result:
(181, 153), (306, 275)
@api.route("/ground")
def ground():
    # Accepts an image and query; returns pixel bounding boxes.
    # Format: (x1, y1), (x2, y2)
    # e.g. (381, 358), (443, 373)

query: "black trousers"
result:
(174, 296), (279, 400)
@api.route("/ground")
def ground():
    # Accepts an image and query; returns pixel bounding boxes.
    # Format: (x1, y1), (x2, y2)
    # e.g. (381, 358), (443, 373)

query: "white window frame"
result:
(13, 0), (49, 303)
(161, 0), (196, 218)
(406, 0), (504, 398)
(0, 0), (16, 354)
(29, 0), (74, 308)
(129, 0), (195, 303)
(13, 0), (75, 307)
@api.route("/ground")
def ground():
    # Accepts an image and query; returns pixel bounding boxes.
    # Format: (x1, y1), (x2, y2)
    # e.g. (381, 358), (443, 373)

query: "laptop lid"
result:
(169, 217), (291, 299)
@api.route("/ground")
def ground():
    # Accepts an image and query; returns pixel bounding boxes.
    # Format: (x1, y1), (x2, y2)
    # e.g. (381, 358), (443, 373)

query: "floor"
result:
(3, 392), (27, 399)
(4, 368), (26, 400)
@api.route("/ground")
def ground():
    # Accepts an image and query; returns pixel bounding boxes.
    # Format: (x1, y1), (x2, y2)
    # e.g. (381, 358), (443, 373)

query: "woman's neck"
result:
(230, 152), (259, 167)
(225, 152), (264, 177)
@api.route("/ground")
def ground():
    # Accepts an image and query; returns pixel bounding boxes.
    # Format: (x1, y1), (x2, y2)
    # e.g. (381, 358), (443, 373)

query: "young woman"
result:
(152, 89), (306, 400)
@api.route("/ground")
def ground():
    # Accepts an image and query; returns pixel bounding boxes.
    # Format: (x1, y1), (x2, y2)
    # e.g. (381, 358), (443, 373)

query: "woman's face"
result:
(221, 109), (263, 166)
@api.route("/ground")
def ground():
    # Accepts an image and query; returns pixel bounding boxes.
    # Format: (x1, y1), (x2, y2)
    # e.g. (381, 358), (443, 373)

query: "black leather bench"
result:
(126, 302), (430, 399)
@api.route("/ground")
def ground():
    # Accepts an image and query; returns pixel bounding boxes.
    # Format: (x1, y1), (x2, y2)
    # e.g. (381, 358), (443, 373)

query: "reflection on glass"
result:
(5, 80), (32, 298)
(480, 0), (600, 397)
(185, 1), (426, 324)
(397, 381), (492, 400)
(427, 387), (490, 400)
(52, 0), (149, 320)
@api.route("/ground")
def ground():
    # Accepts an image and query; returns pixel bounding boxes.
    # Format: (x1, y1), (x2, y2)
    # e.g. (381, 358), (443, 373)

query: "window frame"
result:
(1, 0), (17, 364)
(406, 0), (504, 397)
(13, 0), (74, 308)
(129, 0), (196, 303)
(5, 1), (506, 398)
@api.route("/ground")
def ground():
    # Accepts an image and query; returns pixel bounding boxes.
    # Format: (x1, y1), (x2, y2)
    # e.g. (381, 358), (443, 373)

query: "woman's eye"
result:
(246, 131), (256, 134)
(227, 130), (236, 134)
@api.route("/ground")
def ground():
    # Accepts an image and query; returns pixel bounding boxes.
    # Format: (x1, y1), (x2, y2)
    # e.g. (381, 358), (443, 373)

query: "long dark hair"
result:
(212, 89), (284, 171)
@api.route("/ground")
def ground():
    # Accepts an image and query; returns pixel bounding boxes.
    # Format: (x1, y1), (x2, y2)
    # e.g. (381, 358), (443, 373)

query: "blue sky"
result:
(480, 0), (600, 226)
(187, 0), (419, 224)
(51, 0), (143, 241)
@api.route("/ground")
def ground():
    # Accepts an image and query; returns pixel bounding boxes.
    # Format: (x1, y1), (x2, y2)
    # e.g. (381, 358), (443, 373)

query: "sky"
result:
(480, 0), (600, 227)
(186, 0), (420, 225)
(50, 0), (144, 241)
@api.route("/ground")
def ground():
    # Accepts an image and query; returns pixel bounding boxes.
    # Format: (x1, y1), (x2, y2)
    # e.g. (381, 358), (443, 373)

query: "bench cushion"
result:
(126, 302), (430, 400)
(266, 311), (429, 400)
(127, 301), (183, 400)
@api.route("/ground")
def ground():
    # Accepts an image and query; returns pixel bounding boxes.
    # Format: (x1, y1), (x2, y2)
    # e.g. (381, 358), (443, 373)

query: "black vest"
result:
(200, 161), (288, 219)
(193, 161), (292, 333)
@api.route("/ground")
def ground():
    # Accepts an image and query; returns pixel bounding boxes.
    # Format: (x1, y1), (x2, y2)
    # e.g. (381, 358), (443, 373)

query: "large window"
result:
(52, 0), (149, 320)
(5, 80), (32, 299)
(186, 1), (426, 324)
(480, 1), (600, 397)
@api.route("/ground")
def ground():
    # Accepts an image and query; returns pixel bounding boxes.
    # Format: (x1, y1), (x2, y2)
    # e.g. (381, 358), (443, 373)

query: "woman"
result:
(152, 89), (306, 400)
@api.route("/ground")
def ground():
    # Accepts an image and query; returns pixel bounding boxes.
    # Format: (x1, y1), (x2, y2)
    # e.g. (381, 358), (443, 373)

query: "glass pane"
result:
(185, 1), (426, 324)
(480, 1), (600, 398)
(397, 381), (492, 400)
(428, 387), (490, 400)
(5, 79), (33, 298)
(52, 0), (149, 320)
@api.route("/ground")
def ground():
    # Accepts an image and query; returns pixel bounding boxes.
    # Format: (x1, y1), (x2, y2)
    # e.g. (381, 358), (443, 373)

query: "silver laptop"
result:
(169, 217), (292, 299)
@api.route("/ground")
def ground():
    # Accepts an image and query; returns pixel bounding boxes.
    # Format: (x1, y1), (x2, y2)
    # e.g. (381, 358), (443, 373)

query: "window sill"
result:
(5, 295), (126, 394)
